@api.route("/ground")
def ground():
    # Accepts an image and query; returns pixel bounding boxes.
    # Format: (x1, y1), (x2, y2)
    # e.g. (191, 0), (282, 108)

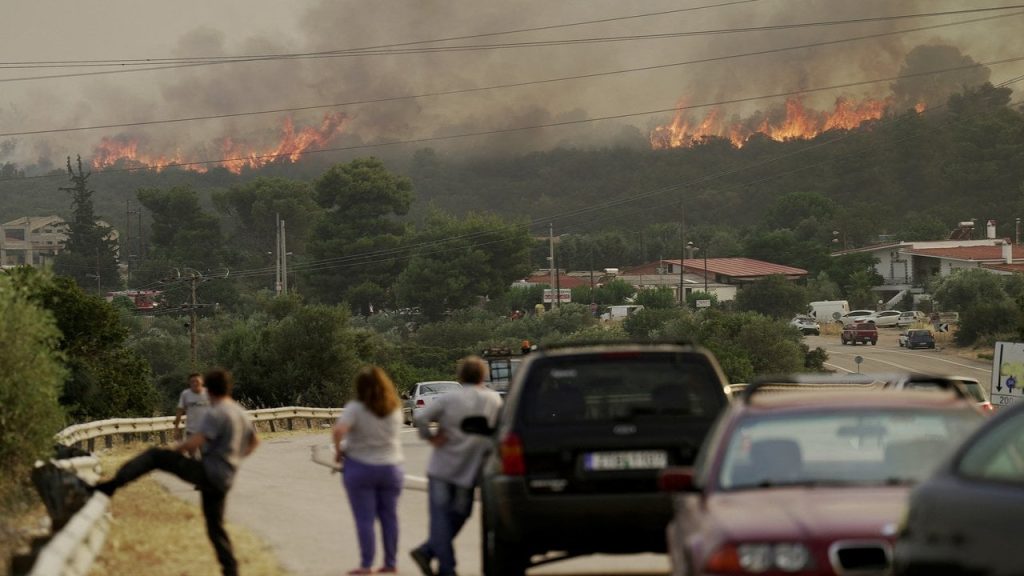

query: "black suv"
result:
(476, 342), (730, 575)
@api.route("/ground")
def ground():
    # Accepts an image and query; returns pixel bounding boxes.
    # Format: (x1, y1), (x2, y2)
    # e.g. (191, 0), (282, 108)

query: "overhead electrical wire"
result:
(127, 68), (1024, 298)
(3, 51), (1022, 185)
(0, 4), (1021, 83)
(1, 10), (1019, 139)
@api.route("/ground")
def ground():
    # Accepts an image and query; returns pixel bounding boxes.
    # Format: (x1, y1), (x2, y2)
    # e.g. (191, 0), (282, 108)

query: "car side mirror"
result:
(658, 467), (700, 493)
(460, 415), (495, 436)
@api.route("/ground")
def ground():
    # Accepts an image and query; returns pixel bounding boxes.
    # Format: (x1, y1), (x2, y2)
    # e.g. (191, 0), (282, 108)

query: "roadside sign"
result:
(696, 299), (711, 308)
(854, 355), (863, 373)
(543, 288), (572, 303)
(991, 342), (1024, 409)
(938, 323), (949, 333)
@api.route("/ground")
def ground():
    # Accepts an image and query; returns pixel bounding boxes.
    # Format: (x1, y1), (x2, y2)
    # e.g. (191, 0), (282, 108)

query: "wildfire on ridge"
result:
(650, 96), (910, 149)
(91, 112), (350, 174)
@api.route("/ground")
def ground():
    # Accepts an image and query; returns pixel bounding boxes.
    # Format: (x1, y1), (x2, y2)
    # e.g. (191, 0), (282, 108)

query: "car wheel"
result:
(871, 340), (877, 345)
(481, 486), (527, 576)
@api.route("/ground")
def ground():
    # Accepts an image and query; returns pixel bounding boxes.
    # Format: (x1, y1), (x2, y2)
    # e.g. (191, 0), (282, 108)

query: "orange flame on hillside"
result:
(650, 96), (904, 149)
(91, 112), (349, 174)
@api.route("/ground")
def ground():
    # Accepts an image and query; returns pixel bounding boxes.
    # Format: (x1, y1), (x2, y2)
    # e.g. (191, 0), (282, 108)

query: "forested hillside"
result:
(2, 82), (1022, 278)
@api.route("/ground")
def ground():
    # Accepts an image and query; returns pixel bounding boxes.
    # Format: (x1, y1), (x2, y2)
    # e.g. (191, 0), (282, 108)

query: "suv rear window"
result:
(521, 353), (725, 423)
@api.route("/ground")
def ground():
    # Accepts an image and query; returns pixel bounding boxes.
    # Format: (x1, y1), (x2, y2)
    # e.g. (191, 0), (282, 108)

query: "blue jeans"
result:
(415, 477), (474, 576)
(342, 457), (404, 569)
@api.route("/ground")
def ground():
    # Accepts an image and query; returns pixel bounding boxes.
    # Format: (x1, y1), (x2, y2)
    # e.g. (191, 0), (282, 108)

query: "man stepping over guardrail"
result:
(93, 368), (260, 576)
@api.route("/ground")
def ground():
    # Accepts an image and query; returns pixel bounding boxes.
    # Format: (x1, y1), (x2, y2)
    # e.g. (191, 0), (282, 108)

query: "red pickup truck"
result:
(841, 321), (878, 345)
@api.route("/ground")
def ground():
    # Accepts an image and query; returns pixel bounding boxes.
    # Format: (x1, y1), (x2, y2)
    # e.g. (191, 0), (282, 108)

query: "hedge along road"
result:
(153, 426), (668, 576)
(804, 331), (993, 380)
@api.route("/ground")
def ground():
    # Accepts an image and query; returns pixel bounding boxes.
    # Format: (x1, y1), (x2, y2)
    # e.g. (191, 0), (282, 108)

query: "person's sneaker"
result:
(375, 568), (397, 574)
(409, 548), (434, 576)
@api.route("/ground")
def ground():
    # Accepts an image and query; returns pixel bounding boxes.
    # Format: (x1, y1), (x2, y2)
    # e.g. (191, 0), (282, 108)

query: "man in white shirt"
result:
(410, 356), (502, 576)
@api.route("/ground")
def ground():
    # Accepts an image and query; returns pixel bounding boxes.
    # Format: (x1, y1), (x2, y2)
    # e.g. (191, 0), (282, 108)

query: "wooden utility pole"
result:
(189, 271), (199, 369)
(679, 201), (686, 305)
(549, 223), (557, 309)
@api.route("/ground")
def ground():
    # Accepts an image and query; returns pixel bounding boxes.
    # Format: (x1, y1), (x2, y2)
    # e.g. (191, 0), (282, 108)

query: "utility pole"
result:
(275, 213), (282, 296)
(678, 201), (686, 306)
(281, 219), (288, 295)
(549, 223), (556, 309)
(190, 271), (199, 369)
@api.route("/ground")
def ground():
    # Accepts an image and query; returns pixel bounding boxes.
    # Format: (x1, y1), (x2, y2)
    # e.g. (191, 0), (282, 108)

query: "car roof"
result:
(534, 341), (700, 357)
(743, 389), (972, 412)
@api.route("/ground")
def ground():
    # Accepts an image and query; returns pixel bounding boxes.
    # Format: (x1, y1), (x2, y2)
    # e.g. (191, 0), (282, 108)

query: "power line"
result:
(4, 52), (1022, 184)
(1, 4), (1021, 83)
(133, 69), (1024, 288)
(1, 10), (1017, 139)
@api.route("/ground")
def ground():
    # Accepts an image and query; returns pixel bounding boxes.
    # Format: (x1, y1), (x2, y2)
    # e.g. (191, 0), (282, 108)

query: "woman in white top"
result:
(333, 366), (405, 575)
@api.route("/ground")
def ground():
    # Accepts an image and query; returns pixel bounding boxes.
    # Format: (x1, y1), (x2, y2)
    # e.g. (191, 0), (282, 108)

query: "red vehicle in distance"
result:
(659, 379), (982, 576)
(841, 322), (878, 345)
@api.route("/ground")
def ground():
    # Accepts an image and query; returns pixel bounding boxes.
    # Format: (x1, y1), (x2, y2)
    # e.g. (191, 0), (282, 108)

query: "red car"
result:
(659, 381), (982, 576)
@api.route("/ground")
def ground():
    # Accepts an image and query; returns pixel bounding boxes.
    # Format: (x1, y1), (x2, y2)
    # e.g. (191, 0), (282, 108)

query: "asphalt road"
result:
(804, 328), (993, 384)
(156, 427), (668, 576)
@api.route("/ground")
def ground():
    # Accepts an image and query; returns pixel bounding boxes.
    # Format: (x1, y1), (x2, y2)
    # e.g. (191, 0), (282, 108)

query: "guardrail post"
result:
(104, 436), (112, 449)
(287, 418), (294, 431)
(122, 433), (131, 445)
(159, 431), (167, 444)
(305, 418), (312, 429)
(269, 420), (277, 433)
(87, 438), (95, 452)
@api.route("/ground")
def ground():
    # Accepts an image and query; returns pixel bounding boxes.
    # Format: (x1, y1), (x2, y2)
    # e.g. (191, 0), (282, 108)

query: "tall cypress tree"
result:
(53, 156), (120, 294)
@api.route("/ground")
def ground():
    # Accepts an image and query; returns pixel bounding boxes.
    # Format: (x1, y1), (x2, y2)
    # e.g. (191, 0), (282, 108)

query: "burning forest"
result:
(90, 112), (349, 174)
(649, 95), (926, 150)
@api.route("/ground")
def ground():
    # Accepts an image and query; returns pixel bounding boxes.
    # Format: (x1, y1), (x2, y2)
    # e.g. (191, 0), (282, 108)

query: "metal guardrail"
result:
(56, 406), (342, 451)
(32, 405), (341, 576)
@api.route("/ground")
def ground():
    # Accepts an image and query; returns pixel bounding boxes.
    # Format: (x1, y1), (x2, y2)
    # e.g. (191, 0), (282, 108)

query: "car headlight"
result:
(737, 544), (773, 573)
(774, 543), (810, 571)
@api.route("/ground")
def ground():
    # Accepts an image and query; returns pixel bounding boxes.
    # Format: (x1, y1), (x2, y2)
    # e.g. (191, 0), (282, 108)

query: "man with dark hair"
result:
(410, 355), (502, 576)
(95, 368), (259, 576)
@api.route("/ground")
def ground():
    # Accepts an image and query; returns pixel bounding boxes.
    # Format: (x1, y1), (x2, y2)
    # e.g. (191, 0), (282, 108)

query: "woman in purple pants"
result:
(333, 366), (405, 575)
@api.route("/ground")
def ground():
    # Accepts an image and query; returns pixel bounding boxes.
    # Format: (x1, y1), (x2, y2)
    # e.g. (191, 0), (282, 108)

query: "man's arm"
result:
(242, 429), (260, 457)
(173, 406), (185, 439)
(176, 431), (205, 454)
(414, 395), (448, 445)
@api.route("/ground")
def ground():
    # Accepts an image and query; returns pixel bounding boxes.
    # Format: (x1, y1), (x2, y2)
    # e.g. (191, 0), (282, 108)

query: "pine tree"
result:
(53, 156), (121, 293)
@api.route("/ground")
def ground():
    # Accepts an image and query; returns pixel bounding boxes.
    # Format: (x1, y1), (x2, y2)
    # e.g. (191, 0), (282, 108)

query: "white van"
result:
(808, 300), (850, 322)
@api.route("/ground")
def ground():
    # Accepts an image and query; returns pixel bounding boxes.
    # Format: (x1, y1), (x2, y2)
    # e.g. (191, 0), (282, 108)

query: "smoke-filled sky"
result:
(2, 0), (1023, 173)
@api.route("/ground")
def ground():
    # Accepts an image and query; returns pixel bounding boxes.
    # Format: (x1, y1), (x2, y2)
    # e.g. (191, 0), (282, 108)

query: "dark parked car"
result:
(898, 329), (936, 349)
(895, 401), (1024, 575)
(842, 321), (878, 345)
(476, 341), (730, 576)
(659, 379), (982, 576)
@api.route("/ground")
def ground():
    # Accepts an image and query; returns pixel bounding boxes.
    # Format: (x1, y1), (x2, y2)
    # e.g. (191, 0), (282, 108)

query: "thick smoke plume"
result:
(0, 0), (1019, 172)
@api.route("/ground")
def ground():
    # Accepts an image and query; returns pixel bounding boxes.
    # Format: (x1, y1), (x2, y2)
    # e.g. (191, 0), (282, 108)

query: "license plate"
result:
(583, 450), (667, 471)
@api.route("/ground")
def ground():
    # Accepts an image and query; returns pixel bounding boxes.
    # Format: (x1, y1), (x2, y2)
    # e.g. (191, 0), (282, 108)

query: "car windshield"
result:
(419, 382), (460, 395)
(718, 408), (980, 489)
(522, 353), (726, 423)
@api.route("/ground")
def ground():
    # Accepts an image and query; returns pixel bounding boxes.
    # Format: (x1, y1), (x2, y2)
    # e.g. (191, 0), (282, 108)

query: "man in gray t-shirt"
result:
(174, 372), (209, 456)
(96, 368), (259, 576)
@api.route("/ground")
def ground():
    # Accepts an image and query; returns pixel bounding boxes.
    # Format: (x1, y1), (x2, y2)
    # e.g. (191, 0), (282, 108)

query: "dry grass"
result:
(88, 446), (290, 576)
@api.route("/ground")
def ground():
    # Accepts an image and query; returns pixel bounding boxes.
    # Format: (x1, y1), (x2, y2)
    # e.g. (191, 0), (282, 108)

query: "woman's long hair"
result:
(354, 366), (401, 418)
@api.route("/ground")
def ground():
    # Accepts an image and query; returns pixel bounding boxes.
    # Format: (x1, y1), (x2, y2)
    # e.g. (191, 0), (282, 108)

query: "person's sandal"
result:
(375, 568), (397, 574)
(346, 569), (372, 575)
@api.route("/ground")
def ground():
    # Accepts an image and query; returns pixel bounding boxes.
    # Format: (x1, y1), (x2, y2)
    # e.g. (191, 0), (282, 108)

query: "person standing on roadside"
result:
(95, 368), (259, 576)
(333, 366), (405, 575)
(410, 356), (503, 576)
(174, 372), (210, 457)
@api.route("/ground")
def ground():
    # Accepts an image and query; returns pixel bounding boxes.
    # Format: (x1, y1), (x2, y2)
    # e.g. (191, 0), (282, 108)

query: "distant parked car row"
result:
(838, 309), (931, 328)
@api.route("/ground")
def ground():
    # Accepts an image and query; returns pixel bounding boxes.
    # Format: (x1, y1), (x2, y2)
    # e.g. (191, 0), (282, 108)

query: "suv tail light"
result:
(500, 432), (525, 476)
(416, 399), (425, 407)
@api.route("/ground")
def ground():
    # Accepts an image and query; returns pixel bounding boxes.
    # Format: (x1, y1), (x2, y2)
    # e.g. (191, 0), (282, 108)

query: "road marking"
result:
(828, 350), (919, 371)
(824, 362), (854, 373)
(828, 347), (991, 374)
